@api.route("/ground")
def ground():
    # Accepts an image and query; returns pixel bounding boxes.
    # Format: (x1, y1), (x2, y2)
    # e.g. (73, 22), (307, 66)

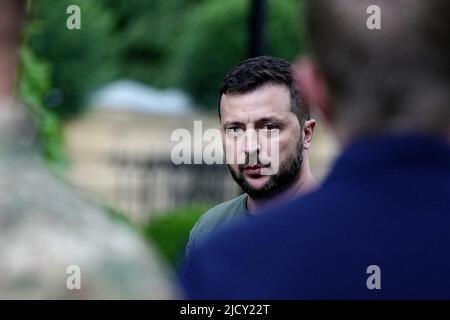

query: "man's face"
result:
(220, 84), (304, 199)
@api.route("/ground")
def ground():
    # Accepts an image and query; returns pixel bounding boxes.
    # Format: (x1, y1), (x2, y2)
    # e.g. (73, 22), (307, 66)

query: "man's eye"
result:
(227, 127), (243, 134)
(262, 124), (277, 131)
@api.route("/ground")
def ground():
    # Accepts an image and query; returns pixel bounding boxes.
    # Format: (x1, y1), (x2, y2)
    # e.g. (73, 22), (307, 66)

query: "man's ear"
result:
(295, 58), (333, 124)
(303, 119), (316, 150)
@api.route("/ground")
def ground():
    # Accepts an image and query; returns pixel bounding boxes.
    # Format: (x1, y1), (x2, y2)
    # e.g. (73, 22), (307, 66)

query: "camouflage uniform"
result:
(0, 104), (177, 299)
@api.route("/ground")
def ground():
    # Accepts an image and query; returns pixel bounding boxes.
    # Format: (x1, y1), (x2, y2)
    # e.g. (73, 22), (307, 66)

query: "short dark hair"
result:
(307, 0), (450, 135)
(218, 56), (310, 126)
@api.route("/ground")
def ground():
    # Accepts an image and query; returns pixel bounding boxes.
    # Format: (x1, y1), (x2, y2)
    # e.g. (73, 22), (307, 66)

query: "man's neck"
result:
(246, 169), (317, 214)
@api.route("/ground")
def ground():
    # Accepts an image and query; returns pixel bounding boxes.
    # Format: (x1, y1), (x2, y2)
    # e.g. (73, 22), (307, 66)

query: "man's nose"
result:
(244, 129), (259, 161)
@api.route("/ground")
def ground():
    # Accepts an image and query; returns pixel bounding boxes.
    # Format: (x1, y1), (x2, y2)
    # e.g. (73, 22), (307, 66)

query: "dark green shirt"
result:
(186, 193), (249, 257)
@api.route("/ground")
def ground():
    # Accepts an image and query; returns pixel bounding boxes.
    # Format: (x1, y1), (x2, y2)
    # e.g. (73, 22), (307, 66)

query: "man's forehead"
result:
(220, 84), (292, 122)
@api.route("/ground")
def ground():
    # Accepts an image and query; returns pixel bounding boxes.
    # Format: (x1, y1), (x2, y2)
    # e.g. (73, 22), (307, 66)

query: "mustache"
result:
(236, 153), (272, 169)
(238, 161), (271, 170)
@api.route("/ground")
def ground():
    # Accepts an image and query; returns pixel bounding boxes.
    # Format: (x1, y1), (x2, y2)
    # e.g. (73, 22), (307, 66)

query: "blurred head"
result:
(219, 56), (315, 199)
(299, 0), (450, 141)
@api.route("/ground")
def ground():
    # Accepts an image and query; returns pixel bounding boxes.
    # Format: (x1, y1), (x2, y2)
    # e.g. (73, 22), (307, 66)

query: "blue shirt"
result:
(181, 134), (450, 299)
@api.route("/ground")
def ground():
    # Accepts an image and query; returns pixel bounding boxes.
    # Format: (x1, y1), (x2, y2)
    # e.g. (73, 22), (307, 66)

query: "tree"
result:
(170, 0), (306, 109)
(100, 0), (206, 88)
(27, 0), (119, 119)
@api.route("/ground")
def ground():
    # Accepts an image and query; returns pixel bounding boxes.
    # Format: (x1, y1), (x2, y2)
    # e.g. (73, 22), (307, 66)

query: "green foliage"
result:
(27, 0), (119, 119)
(25, 0), (306, 118)
(170, 0), (306, 109)
(19, 45), (67, 166)
(100, 0), (206, 88)
(169, 0), (248, 109)
(102, 203), (207, 269)
(143, 204), (209, 268)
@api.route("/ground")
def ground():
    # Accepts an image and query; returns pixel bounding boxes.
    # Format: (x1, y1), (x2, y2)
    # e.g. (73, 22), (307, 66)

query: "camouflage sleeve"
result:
(0, 122), (178, 299)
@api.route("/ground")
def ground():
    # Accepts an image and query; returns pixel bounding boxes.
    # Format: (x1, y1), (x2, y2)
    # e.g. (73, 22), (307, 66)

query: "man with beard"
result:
(181, 0), (450, 299)
(185, 56), (317, 257)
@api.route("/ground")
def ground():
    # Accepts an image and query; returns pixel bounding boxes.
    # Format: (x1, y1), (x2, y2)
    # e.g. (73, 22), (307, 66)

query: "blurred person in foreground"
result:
(181, 0), (450, 299)
(186, 56), (317, 257)
(0, 0), (175, 299)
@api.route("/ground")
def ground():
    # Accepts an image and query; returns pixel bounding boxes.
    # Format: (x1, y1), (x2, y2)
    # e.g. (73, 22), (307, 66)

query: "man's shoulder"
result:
(194, 193), (247, 234)
(186, 194), (247, 254)
(202, 193), (247, 222)
(0, 157), (175, 299)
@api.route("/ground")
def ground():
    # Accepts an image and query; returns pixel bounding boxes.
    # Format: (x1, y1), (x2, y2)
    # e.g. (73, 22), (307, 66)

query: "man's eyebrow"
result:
(254, 117), (283, 126)
(223, 121), (244, 128)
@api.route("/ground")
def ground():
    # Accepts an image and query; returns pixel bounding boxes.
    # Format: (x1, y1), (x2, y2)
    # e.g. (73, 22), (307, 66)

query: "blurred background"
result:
(20, 0), (338, 268)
